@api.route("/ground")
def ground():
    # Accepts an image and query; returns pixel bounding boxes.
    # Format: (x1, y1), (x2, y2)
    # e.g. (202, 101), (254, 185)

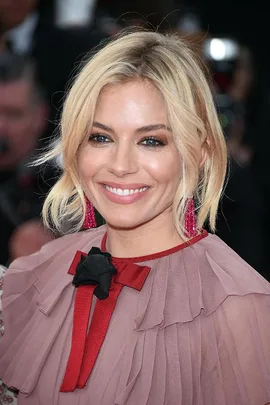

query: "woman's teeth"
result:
(104, 185), (148, 196)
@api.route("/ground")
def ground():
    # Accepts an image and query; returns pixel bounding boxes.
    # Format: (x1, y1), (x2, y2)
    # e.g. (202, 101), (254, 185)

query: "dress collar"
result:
(101, 229), (208, 262)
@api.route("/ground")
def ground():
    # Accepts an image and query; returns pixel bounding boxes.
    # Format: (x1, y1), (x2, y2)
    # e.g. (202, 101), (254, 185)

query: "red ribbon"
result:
(60, 251), (151, 392)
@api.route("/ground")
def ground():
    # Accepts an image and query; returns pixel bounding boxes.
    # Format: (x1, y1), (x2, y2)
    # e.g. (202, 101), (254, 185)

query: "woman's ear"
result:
(200, 138), (210, 168)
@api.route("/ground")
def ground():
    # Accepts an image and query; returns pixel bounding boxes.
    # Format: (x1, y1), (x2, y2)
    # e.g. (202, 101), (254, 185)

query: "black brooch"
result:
(72, 247), (117, 300)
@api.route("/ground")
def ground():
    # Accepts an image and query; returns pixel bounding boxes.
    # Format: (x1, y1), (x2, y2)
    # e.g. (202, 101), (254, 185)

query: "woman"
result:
(0, 30), (270, 405)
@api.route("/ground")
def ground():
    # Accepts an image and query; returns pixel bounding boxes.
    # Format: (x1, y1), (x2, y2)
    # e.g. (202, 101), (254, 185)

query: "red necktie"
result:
(60, 250), (151, 392)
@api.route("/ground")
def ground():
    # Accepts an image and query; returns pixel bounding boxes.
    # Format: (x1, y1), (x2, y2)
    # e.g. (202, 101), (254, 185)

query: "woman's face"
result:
(77, 80), (181, 230)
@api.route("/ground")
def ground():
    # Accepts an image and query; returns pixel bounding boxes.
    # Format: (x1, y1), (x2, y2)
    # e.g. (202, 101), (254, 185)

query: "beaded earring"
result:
(83, 197), (97, 229)
(185, 198), (197, 237)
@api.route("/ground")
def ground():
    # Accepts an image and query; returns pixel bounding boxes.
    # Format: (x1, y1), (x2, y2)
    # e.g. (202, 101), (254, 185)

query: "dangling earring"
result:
(83, 197), (97, 229)
(185, 198), (197, 237)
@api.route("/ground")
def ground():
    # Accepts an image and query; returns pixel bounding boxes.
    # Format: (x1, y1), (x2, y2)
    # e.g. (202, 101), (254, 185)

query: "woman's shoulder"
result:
(196, 232), (270, 293)
(6, 225), (107, 275)
(0, 226), (107, 310)
(135, 232), (270, 331)
(34, 225), (106, 260)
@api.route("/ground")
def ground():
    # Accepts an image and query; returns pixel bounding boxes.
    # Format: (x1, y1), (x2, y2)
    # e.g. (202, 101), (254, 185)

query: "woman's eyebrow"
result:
(92, 122), (171, 133)
(135, 124), (171, 133)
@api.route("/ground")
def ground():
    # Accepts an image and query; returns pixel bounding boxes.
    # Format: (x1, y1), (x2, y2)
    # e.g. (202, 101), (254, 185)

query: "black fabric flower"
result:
(72, 247), (117, 300)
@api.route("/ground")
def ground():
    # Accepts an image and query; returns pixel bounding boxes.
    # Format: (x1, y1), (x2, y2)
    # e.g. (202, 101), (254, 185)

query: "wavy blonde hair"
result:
(40, 30), (227, 238)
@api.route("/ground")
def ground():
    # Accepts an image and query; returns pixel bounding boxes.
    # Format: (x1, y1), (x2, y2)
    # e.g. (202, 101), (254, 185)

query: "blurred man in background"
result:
(0, 53), (46, 171)
(0, 52), (53, 265)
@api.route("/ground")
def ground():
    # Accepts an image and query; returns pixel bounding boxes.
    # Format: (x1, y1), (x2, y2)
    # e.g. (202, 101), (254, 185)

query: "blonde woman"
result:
(0, 31), (270, 405)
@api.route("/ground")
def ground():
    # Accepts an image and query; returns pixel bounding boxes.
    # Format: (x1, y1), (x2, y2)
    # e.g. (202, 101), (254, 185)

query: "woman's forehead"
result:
(93, 81), (169, 128)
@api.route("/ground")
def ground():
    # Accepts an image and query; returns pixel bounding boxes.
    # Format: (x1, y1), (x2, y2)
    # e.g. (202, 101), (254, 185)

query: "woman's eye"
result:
(88, 134), (112, 144)
(140, 137), (166, 147)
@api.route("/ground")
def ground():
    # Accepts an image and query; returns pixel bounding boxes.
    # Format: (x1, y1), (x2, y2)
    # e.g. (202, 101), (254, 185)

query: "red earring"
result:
(83, 197), (97, 229)
(185, 198), (197, 237)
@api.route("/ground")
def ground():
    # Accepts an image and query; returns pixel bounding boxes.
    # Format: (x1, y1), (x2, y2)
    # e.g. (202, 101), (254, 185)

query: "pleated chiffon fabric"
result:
(1, 225), (270, 405)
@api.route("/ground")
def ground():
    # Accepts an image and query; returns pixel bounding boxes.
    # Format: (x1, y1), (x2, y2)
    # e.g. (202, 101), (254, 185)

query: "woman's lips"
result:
(100, 183), (149, 204)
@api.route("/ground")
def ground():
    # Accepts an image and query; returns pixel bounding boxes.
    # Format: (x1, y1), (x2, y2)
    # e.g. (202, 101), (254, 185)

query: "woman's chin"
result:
(105, 218), (147, 231)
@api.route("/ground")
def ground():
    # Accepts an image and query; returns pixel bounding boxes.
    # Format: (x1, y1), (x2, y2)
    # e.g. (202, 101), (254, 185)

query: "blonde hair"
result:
(40, 30), (227, 238)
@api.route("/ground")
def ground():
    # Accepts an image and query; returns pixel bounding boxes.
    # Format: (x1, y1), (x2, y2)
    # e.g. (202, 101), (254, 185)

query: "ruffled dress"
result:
(0, 225), (270, 405)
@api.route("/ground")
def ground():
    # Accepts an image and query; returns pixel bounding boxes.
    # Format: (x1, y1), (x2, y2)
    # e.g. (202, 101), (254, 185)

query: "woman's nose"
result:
(107, 143), (139, 177)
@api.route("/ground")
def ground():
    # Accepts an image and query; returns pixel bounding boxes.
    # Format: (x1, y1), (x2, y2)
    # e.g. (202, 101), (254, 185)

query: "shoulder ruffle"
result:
(134, 234), (270, 331)
(0, 226), (106, 395)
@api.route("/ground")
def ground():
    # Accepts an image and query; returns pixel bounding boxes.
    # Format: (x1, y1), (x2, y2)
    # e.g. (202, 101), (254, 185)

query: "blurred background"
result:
(0, 0), (269, 280)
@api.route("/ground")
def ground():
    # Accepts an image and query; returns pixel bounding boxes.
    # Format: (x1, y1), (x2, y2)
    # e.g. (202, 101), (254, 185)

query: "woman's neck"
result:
(105, 214), (184, 258)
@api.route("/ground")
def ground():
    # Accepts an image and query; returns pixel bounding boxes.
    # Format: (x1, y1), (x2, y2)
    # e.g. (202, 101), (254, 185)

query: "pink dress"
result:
(0, 225), (270, 405)
(0, 267), (18, 405)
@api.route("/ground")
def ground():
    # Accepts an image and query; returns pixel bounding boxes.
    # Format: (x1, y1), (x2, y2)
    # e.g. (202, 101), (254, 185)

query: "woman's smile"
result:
(99, 182), (150, 204)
